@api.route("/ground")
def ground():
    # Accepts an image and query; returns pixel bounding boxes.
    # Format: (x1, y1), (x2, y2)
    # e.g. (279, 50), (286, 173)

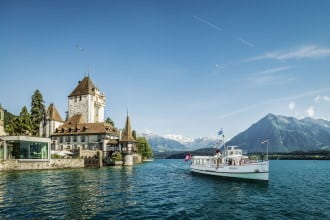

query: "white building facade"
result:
(40, 103), (64, 138)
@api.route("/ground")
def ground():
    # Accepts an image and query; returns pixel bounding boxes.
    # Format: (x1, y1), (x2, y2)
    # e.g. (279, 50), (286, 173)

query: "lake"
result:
(0, 160), (329, 219)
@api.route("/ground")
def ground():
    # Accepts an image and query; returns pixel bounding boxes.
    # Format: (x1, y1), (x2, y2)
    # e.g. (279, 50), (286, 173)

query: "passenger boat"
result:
(190, 146), (269, 181)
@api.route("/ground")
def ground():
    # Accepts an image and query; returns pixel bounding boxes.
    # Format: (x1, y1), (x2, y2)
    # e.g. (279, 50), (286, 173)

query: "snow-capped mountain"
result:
(163, 134), (194, 144)
(139, 130), (220, 152)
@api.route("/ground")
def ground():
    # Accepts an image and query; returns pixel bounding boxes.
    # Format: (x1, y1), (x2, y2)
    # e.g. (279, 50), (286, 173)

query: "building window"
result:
(81, 136), (85, 142)
(5, 140), (48, 160)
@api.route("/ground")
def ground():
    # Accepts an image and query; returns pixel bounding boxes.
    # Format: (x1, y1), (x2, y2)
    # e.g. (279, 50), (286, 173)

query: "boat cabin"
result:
(224, 146), (243, 157)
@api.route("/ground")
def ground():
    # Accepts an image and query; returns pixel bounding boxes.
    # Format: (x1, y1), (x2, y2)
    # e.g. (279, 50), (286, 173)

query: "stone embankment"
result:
(0, 159), (84, 171)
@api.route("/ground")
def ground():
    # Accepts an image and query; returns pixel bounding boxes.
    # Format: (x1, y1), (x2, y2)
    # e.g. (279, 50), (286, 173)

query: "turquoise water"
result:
(0, 160), (329, 219)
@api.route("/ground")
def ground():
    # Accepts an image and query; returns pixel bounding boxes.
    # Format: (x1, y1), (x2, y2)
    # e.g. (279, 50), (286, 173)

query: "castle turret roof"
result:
(47, 103), (64, 122)
(121, 115), (137, 142)
(68, 76), (97, 97)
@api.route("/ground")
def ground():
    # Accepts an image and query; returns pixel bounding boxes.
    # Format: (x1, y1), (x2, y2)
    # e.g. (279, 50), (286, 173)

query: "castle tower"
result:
(120, 114), (137, 154)
(68, 76), (105, 123)
(40, 103), (64, 137)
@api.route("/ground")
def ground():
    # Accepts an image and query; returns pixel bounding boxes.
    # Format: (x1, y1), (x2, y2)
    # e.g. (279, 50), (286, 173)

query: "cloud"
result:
(193, 16), (223, 32)
(217, 86), (330, 120)
(288, 101), (296, 111)
(315, 95), (330, 102)
(193, 16), (256, 48)
(247, 45), (330, 62)
(235, 37), (255, 48)
(245, 66), (293, 86)
(314, 95), (321, 102)
(306, 106), (315, 117)
(258, 66), (291, 75)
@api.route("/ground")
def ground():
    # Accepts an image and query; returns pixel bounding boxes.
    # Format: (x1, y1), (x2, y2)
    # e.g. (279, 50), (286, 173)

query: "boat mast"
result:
(218, 129), (226, 154)
(261, 139), (269, 161)
(266, 140), (269, 161)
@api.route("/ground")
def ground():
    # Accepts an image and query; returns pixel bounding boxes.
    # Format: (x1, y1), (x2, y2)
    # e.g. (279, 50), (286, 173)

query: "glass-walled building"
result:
(0, 136), (50, 160)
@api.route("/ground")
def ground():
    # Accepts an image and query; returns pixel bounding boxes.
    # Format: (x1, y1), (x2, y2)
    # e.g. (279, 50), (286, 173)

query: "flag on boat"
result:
(218, 129), (223, 136)
(261, 139), (269, 144)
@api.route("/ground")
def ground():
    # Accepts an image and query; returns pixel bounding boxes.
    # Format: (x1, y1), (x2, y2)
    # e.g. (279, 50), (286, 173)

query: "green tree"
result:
(30, 89), (46, 136)
(4, 109), (16, 128)
(5, 117), (17, 135)
(105, 117), (115, 126)
(132, 130), (137, 140)
(6, 106), (33, 135)
(20, 106), (33, 135)
(136, 136), (153, 159)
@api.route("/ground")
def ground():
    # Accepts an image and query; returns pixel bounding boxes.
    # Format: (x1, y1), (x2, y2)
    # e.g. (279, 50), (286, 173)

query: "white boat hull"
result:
(190, 161), (269, 181)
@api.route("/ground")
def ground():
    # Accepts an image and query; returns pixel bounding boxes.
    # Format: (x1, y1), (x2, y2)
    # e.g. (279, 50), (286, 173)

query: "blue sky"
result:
(1, 0), (330, 139)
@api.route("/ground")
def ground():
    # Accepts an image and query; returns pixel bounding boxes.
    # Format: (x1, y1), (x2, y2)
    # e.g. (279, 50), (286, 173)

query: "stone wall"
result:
(133, 154), (142, 164)
(68, 93), (105, 123)
(0, 159), (84, 171)
(79, 149), (100, 158)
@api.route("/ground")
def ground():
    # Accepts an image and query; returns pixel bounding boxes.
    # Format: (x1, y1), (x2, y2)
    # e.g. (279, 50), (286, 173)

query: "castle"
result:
(40, 76), (136, 157)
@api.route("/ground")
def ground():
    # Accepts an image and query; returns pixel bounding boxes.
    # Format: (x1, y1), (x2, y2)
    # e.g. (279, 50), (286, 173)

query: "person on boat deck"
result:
(215, 149), (221, 168)
(215, 149), (221, 157)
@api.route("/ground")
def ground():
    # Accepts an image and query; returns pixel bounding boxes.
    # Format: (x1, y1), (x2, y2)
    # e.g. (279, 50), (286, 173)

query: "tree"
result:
(19, 106), (33, 135)
(30, 89), (46, 136)
(4, 109), (15, 128)
(5, 117), (17, 135)
(136, 136), (153, 159)
(132, 130), (137, 140)
(105, 117), (115, 126)
(6, 106), (33, 135)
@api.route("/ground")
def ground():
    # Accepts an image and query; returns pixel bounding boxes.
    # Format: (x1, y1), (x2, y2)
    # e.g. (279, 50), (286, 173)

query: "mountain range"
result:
(141, 132), (219, 152)
(143, 113), (330, 153)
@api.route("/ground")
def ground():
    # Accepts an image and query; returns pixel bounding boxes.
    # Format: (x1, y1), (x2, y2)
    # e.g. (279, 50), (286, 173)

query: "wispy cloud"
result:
(323, 96), (330, 102)
(193, 16), (255, 48)
(193, 16), (223, 32)
(247, 45), (330, 62)
(245, 66), (292, 86)
(257, 66), (291, 75)
(217, 86), (330, 119)
(235, 37), (255, 48)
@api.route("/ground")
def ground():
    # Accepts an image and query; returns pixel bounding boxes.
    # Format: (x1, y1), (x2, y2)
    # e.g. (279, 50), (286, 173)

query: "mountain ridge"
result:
(144, 114), (330, 153)
(227, 113), (330, 152)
